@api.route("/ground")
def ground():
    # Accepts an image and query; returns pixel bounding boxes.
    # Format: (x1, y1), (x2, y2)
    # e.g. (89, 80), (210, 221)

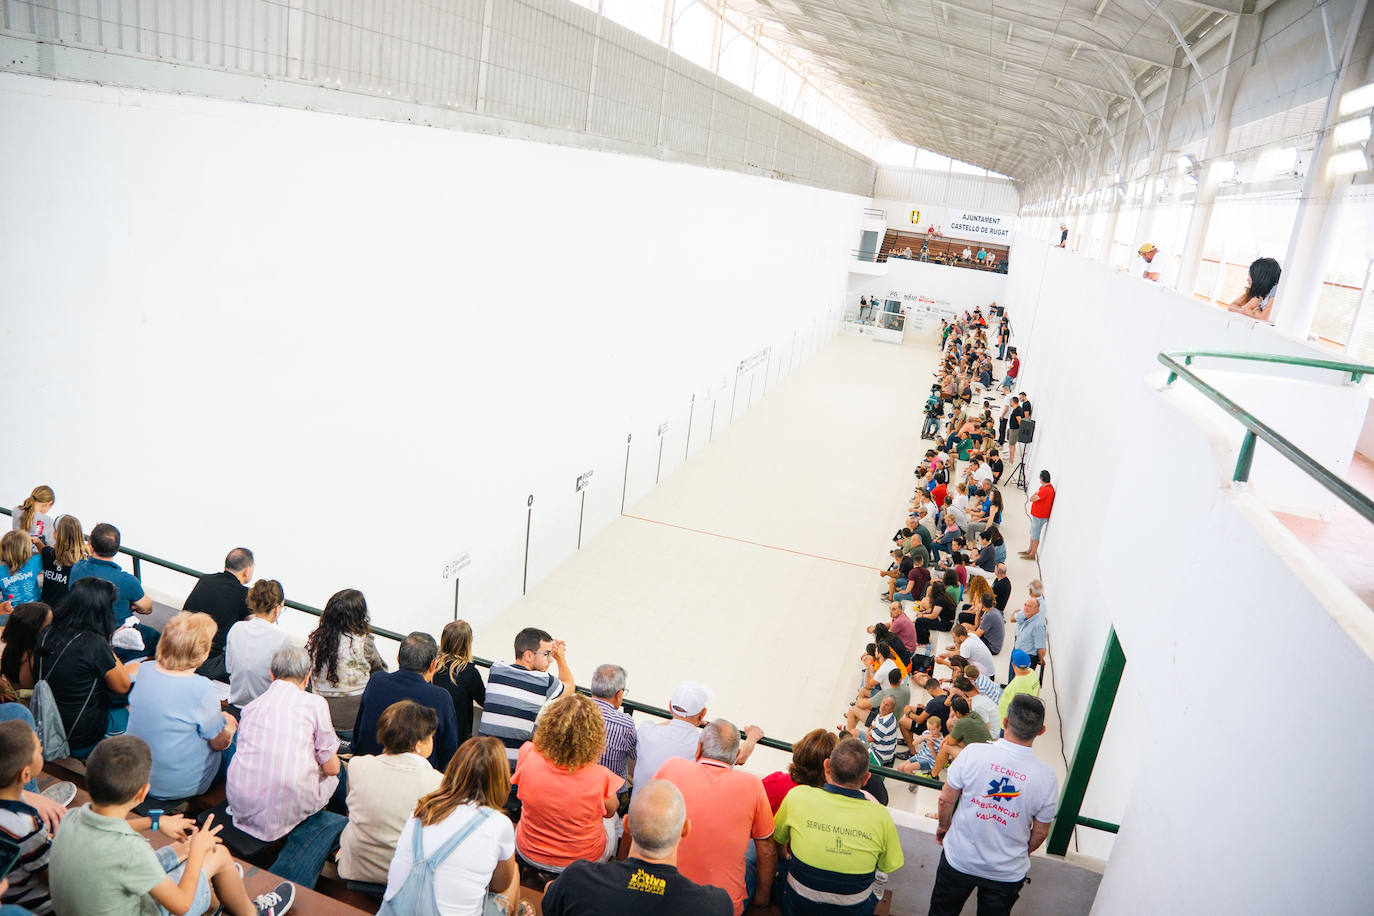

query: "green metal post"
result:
(1047, 627), (1126, 857)
(1233, 430), (1257, 483)
(132, 555), (142, 581)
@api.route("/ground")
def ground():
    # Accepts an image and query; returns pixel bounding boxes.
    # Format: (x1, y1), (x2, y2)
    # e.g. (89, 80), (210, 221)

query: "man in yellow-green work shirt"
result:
(999, 649), (1041, 721)
(772, 737), (903, 915)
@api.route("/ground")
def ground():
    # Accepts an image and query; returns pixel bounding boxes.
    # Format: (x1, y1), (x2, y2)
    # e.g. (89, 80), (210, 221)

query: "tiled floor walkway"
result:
(1275, 452), (1374, 609)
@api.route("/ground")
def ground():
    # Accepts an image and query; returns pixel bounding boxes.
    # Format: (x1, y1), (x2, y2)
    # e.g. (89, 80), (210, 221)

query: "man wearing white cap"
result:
(633, 683), (764, 799)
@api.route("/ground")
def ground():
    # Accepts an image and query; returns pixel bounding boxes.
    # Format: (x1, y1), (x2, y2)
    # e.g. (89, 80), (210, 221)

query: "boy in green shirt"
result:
(48, 735), (295, 916)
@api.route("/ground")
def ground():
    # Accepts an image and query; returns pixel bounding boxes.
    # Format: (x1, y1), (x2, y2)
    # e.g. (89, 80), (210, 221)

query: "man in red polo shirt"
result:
(1020, 470), (1055, 561)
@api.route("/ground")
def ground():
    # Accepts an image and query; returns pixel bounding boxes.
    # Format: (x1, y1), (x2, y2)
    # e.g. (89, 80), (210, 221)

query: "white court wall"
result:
(847, 259), (1009, 317)
(0, 72), (864, 634)
(1004, 238), (1374, 912)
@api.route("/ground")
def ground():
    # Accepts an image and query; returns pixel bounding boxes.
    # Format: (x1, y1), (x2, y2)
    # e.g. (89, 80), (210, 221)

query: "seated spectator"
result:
(1, 602), (50, 691)
(225, 579), (294, 708)
(929, 696), (1057, 916)
(939, 624), (994, 679)
(589, 664), (635, 798)
(432, 620), (485, 748)
(1000, 651), (1042, 720)
(512, 693), (623, 872)
(913, 579), (958, 649)
(352, 632), (459, 770)
(843, 668), (908, 733)
(895, 715), (944, 777)
(338, 700), (443, 886)
(68, 523), (158, 662)
(0, 532), (43, 611)
(182, 548), (255, 682)
(897, 675), (951, 758)
(952, 676), (1001, 740)
(478, 626), (573, 771)
(38, 514), (85, 607)
(854, 695), (900, 768)
(10, 488), (54, 549)
(306, 588), (387, 733)
(656, 719), (775, 913)
(0, 719), (58, 913)
(761, 729), (838, 814)
(992, 563), (1012, 612)
(542, 779), (732, 915)
(772, 738), (903, 915)
(34, 578), (133, 757)
(49, 735), (293, 916)
(382, 736), (519, 915)
(927, 696), (992, 780)
(957, 577), (993, 625)
(634, 682), (710, 800)
(127, 612), (236, 801)
(985, 523), (1007, 564)
(227, 645), (345, 886)
(971, 594), (1005, 655)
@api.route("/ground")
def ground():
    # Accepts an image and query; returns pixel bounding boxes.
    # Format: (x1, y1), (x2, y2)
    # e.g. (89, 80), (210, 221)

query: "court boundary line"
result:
(621, 513), (880, 570)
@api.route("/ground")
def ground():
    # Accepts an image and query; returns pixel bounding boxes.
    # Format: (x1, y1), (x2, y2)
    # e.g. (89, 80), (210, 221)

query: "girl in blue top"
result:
(0, 530), (43, 613)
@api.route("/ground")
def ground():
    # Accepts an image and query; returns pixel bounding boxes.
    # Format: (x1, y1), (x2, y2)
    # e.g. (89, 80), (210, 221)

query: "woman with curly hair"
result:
(511, 692), (622, 872)
(306, 588), (387, 732)
(760, 728), (837, 814)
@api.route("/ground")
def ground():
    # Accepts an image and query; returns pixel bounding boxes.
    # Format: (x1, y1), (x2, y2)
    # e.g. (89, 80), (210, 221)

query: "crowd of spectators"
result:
(3, 311), (1062, 916)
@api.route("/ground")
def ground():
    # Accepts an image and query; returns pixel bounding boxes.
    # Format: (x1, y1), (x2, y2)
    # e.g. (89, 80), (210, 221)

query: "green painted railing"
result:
(1159, 350), (1374, 524)
(0, 506), (940, 792)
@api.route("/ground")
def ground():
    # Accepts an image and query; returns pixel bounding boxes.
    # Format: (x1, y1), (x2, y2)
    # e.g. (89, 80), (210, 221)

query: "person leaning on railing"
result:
(1226, 257), (1281, 323)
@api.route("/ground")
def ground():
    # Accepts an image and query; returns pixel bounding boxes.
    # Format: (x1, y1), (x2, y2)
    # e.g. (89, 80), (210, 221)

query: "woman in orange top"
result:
(511, 692), (623, 871)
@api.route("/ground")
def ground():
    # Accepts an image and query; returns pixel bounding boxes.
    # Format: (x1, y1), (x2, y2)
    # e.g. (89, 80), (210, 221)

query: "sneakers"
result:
(252, 883), (295, 916)
(41, 781), (77, 807)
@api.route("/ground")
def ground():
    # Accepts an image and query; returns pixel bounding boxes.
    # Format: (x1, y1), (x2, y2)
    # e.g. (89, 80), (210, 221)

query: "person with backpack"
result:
(33, 578), (133, 759)
(381, 736), (524, 916)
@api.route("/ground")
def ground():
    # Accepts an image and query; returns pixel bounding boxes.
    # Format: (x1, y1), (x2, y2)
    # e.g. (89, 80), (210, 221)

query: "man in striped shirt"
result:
(860, 696), (900, 767)
(478, 627), (575, 770)
(589, 664), (635, 792)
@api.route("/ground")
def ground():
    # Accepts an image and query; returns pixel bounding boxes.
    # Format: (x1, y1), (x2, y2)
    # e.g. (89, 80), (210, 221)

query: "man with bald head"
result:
(542, 779), (731, 914)
(1010, 596), (1047, 681)
(656, 719), (776, 914)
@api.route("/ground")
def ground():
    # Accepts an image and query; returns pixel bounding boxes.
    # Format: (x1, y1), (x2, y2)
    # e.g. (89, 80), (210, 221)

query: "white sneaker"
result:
(41, 781), (76, 807)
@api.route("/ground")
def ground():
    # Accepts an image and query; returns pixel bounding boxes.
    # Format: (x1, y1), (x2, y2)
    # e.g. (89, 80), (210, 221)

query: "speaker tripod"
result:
(1010, 441), (1032, 491)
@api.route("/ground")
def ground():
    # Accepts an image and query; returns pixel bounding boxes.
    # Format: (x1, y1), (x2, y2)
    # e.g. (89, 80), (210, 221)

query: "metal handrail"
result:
(1158, 350), (1374, 525)
(0, 506), (939, 790)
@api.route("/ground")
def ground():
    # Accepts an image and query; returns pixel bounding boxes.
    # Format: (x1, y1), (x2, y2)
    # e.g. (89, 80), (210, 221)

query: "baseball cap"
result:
(1137, 243), (1157, 255)
(669, 681), (713, 717)
(1011, 649), (1031, 668)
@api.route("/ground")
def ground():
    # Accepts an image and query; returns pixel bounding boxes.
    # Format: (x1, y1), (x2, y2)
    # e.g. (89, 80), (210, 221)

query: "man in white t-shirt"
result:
(1138, 242), (1174, 287)
(930, 694), (1058, 915)
(962, 246), (973, 262)
(632, 682), (763, 799)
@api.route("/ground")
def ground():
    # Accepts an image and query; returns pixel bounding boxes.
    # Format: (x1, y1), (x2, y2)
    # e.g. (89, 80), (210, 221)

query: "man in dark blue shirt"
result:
(68, 522), (158, 661)
(351, 631), (459, 769)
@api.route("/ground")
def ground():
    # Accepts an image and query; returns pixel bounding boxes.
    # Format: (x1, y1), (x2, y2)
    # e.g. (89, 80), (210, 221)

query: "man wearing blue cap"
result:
(998, 651), (1040, 723)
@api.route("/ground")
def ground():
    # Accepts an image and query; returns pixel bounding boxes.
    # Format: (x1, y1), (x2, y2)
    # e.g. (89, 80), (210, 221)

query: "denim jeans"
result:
(744, 841), (757, 899)
(0, 905), (37, 915)
(0, 704), (39, 792)
(269, 808), (348, 888)
(70, 708), (130, 759)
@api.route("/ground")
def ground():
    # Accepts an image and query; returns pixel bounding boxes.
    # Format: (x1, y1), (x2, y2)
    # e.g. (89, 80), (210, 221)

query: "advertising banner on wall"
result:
(945, 209), (1013, 243)
(873, 199), (1016, 245)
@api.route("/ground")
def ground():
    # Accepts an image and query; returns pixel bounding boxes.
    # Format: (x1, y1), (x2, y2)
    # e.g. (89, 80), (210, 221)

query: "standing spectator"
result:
(126, 612), (236, 802)
(589, 664), (635, 795)
(1009, 597), (1048, 682)
(542, 779), (732, 915)
(1, 602), (50, 690)
(227, 644), (345, 887)
(432, 620), (485, 749)
(0, 532), (42, 612)
(352, 633), (459, 770)
(634, 682), (707, 801)
(997, 396), (1018, 446)
(337, 700), (443, 886)
(930, 696), (1058, 916)
(656, 720), (775, 914)
(38, 515), (85, 607)
(10, 488), (54, 549)
(1020, 470), (1055, 561)
(34, 578), (133, 756)
(760, 729), (838, 814)
(182, 548), (255, 682)
(225, 579), (294, 708)
(67, 523), (156, 661)
(999, 351), (1020, 394)
(991, 564), (1012, 613)
(1058, 223), (1069, 248)
(772, 738), (903, 915)
(306, 588), (387, 733)
(382, 737), (519, 915)
(512, 694), (622, 872)
(479, 627), (574, 771)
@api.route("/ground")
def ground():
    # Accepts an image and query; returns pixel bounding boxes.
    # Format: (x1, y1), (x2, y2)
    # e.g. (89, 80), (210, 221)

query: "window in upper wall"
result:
(754, 53), (783, 108)
(603, 0), (664, 43)
(877, 138), (917, 167)
(1311, 197), (1373, 347)
(670, 0), (715, 71)
(950, 158), (986, 176)
(916, 149), (952, 170)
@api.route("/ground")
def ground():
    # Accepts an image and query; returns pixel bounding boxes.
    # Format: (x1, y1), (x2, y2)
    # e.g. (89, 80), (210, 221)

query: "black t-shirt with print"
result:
(40, 546), (75, 606)
(542, 858), (732, 916)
